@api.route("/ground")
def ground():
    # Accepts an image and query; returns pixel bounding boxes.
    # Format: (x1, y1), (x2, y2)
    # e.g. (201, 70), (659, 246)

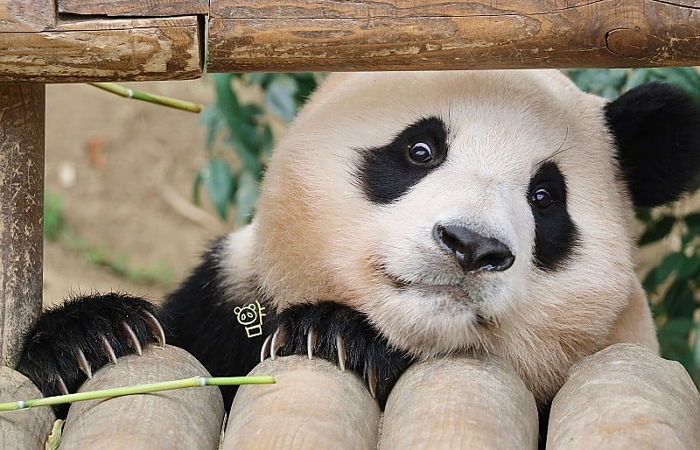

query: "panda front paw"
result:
(17, 293), (165, 416)
(262, 301), (413, 407)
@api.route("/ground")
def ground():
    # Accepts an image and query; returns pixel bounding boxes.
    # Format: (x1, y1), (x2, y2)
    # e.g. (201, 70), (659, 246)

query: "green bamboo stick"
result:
(0, 376), (274, 412)
(88, 82), (203, 113)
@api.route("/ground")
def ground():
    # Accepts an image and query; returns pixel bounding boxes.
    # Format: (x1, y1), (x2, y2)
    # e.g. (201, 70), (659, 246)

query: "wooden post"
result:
(223, 356), (381, 449)
(379, 356), (539, 449)
(60, 345), (225, 450)
(0, 366), (55, 449)
(547, 344), (700, 449)
(0, 84), (44, 369)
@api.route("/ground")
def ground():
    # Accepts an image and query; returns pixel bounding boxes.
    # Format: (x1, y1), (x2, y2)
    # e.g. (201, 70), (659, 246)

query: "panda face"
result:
(255, 70), (653, 376)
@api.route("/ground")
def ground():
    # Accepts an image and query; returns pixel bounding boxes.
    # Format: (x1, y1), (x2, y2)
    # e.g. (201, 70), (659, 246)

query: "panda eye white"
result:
(531, 188), (553, 209)
(408, 142), (433, 164)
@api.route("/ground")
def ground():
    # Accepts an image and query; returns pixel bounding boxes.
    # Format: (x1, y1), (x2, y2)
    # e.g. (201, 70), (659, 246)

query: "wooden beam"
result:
(57, 0), (208, 17)
(380, 356), (538, 449)
(0, 17), (201, 83)
(0, 367), (55, 448)
(547, 344), (700, 449)
(223, 356), (380, 449)
(60, 346), (225, 450)
(0, 84), (44, 369)
(0, 0), (55, 32)
(207, 0), (700, 73)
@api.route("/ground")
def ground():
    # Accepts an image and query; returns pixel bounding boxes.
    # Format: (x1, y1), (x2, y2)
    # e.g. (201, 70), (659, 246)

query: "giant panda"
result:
(18, 70), (700, 418)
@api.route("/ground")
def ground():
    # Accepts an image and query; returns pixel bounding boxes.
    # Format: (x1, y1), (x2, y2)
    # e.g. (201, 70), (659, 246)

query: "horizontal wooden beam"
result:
(0, 17), (201, 82)
(0, 0), (55, 32)
(57, 0), (208, 17)
(207, 0), (700, 73)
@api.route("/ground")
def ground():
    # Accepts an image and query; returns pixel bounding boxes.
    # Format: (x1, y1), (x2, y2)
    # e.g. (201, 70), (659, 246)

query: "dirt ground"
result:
(44, 78), (229, 307)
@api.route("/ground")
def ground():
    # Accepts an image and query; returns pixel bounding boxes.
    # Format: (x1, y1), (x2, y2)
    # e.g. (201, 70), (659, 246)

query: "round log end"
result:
(380, 356), (538, 449)
(547, 343), (700, 449)
(0, 366), (56, 449)
(223, 356), (380, 450)
(61, 345), (224, 450)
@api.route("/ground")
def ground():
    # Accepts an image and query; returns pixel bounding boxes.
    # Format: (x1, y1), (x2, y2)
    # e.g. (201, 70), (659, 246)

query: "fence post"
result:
(0, 83), (44, 369)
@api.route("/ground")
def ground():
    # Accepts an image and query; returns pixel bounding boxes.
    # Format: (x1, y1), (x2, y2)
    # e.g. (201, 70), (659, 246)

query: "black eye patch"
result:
(357, 117), (448, 204)
(528, 162), (579, 270)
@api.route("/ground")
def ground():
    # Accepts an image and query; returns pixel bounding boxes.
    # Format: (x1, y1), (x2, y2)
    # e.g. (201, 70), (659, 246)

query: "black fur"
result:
(274, 301), (413, 407)
(159, 237), (273, 410)
(528, 162), (579, 270)
(17, 293), (159, 418)
(17, 238), (408, 416)
(605, 82), (700, 208)
(358, 117), (448, 204)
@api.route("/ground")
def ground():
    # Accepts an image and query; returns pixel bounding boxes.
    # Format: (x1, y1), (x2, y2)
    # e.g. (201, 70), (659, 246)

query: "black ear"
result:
(604, 82), (700, 208)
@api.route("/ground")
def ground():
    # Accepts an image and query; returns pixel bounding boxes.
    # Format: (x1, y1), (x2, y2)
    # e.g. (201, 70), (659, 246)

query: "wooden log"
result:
(223, 356), (380, 450)
(0, 366), (56, 449)
(0, 84), (44, 369)
(0, 0), (54, 32)
(547, 343), (700, 450)
(0, 17), (201, 83)
(60, 345), (225, 450)
(207, 0), (700, 73)
(379, 356), (538, 449)
(58, 0), (208, 17)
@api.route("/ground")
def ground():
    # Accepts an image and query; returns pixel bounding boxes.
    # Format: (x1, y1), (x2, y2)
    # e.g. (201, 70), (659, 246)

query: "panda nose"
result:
(433, 224), (515, 273)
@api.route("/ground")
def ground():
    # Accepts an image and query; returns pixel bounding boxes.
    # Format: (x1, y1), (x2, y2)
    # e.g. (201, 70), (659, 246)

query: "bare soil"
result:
(44, 79), (229, 307)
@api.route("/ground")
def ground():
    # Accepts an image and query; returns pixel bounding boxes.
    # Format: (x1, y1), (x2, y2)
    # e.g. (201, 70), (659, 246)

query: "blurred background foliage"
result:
(198, 68), (700, 384)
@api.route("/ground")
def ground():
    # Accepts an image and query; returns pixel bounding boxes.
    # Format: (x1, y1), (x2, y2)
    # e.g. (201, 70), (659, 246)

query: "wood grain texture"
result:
(0, 84), (44, 368)
(60, 345), (225, 450)
(0, 17), (201, 82)
(207, 0), (700, 72)
(0, 367), (56, 448)
(223, 356), (380, 450)
(547, 344), (700, 450)
(379, 356), (538, 449)
(0, 0), (55, 32)
(58, 0), (208, 17)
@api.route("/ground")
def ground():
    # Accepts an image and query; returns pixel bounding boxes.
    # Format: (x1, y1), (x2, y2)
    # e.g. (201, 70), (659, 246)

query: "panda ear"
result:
(604, 82), (700, 208)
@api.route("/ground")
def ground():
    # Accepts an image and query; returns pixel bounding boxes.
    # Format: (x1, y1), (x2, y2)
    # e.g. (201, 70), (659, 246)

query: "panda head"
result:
(254, 70), (700, 361)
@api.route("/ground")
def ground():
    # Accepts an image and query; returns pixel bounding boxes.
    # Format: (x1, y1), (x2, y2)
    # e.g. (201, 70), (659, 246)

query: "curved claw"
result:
(260, 334), (272, 363)
(75, 348), (93, 379)
(270, 326), (289, 361)
(100, 335), (118, 365)
(365, 363), (378, 399)
(120, 322), (143, 356)
(307, 326), (316, 359)
(336, 334), (346, 372)
(143, 310), (166, 348)
(56, 376), (70, 396)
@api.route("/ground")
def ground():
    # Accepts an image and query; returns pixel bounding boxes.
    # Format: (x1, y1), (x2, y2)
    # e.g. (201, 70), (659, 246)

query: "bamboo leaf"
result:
(235, 171), (258, 225)
(265, 76), (298, 122)
(202, 157), (234, 219)
(638, 215), (676, 246)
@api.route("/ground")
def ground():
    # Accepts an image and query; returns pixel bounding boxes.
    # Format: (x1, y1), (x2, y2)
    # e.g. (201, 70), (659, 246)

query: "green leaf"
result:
(685, 213), (700, 231)
(643, 252), (685, 292)
(676, 255), (700, 281)
(658, 317), (695, 370)
(662, 279), (696, 318)
(235, 171), (258, 225)
(638, 215), (676, 246)
(265, 76), (298, 122)
(202, 157), (234, 220)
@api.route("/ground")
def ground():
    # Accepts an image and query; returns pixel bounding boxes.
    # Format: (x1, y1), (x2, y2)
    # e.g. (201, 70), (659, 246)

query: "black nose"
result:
(433, 224), (515, 272)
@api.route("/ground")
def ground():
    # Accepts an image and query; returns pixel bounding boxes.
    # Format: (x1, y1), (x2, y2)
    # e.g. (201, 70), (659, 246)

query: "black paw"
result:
(17, 293), (165, 417)
(262, 301), (413, 407)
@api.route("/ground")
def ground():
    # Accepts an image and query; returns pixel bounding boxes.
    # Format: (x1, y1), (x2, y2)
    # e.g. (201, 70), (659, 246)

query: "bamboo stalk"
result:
(0, 376), (274, 412)
(88, 82), (203, 113)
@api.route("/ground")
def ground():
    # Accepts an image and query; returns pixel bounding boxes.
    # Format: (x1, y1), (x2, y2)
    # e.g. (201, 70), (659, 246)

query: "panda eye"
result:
(531, 188), (553, 209)
(407, 142), (433, 165)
